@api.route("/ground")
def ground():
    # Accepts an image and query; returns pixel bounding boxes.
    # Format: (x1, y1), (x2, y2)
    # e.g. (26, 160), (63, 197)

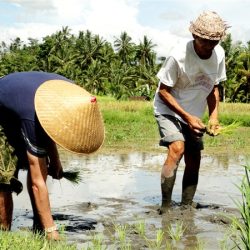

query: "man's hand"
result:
(206, 119), (221, 136)
(48, 164), (63, 180)
(187, 115), (206, 137)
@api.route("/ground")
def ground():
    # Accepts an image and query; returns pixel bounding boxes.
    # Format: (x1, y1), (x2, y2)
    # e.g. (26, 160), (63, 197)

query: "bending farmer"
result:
(0, 71), (104, 239)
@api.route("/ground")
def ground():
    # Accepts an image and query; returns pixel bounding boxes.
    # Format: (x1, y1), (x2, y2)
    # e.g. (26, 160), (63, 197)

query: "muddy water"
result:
(12, 152), (249, 249)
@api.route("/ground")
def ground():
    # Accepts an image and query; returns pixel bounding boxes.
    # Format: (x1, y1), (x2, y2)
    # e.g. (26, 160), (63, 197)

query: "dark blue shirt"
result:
(0, 71), (72, 164)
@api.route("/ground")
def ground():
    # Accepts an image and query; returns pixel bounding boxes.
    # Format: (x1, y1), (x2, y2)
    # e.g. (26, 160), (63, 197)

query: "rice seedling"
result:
(133, 220), (146, 236)
(0, 230), (77, 250)
(144, 229), (165, 249)
(194, 238), (206, 250)
(155, 229), (165, 248)
(205, 121), (242, 136)
(113, 223), (133, 250)
(114, 224), (128, 243)
(229, 164), (250, 250)
(87, 233), (107, 250)
(166, 221), (186, 241)
(62, 170), (82, 184)
(219, 225), (236, 250)
(218, 121), (242, 135)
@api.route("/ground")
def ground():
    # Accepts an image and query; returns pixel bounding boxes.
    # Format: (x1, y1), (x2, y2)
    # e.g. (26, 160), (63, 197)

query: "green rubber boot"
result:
(181, 185), (197, 206)
(160, 171), (177, 214)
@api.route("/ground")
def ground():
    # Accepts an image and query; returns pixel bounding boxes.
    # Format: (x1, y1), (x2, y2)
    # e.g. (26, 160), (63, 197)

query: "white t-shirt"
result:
(153, 40), (226, 123)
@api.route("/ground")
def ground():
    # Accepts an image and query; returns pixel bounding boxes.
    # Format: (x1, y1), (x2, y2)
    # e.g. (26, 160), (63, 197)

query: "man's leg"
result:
(181, 150), (201, 205)
(161, 140), (184, 209)
(0, 191), (13, 230)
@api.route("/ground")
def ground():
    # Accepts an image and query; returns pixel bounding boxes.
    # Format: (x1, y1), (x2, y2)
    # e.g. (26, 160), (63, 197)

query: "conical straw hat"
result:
(189, 11), (228, 40)
(35, 80), (105, 154)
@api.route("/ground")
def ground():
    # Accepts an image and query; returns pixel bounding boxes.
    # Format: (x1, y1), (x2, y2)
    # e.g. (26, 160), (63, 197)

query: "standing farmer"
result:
(0, 71), (104, 239)
(153, 11), (228, 212)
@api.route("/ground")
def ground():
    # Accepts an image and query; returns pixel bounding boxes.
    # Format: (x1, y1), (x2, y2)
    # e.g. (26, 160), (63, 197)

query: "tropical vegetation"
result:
(0, 27), (249, 102)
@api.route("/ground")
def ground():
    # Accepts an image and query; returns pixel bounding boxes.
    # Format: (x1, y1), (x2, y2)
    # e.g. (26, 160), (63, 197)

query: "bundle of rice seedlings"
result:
(218, 121), (242, 135)
(62, 170), (82, 184)
(205, 121), (241, 136)
(0, 126), (17, 185)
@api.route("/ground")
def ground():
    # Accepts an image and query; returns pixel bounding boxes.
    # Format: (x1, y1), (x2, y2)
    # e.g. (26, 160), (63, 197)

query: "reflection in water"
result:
(15, 152), (249, 210)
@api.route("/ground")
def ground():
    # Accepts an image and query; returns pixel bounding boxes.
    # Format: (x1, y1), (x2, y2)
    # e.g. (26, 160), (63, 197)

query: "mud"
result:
(12, 152), (249, 249)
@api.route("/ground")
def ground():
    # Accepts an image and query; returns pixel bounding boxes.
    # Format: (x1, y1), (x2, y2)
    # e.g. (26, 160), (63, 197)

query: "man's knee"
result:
(169, 141), (184, 159)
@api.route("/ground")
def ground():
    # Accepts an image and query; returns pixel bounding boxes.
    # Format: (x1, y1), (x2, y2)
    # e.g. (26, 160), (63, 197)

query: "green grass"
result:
(99, 97), (158, 152)
(0, 230), (77, 250)
(230, 165), (250, 249)
(98, 97), (250, 154)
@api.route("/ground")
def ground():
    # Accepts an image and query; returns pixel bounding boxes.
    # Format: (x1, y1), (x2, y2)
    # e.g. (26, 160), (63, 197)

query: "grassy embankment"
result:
(98, 96), (250, 155)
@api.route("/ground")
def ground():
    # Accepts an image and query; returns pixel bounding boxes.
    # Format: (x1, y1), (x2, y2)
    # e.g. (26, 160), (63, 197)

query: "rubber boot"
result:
(160, 171), (177, 214)
(181, 185), (197, 207)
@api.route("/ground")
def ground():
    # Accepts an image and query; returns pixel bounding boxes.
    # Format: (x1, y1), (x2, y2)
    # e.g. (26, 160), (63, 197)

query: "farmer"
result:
(0, 71), (104, 239)
(153, 11), (228, 212)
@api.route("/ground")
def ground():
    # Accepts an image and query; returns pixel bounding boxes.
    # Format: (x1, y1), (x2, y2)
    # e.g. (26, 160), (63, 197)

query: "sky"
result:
(0, 0), (249, 57)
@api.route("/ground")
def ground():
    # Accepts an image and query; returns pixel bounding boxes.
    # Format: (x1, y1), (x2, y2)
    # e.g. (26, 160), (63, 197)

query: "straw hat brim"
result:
(189, 24), (223, 40)
(35, 80), (105, 154)
(189, 11), (228, 41)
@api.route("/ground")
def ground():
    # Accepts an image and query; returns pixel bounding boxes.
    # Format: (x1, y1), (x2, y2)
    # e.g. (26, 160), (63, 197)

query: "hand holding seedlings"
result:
(48, 167), (82, 184)
(205, 121), (241, 136)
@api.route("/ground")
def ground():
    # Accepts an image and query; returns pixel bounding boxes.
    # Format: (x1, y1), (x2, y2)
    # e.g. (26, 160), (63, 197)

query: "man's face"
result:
(193, 35), (220, 59)
(195, 36), (219, 51)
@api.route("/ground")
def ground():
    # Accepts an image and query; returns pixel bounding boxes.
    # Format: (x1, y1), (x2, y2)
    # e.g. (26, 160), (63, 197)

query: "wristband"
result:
(45, 225), (58, 233)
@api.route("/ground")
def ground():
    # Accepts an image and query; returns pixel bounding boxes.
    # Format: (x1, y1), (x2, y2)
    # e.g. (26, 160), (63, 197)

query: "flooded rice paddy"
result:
(12, 151), (249, 249)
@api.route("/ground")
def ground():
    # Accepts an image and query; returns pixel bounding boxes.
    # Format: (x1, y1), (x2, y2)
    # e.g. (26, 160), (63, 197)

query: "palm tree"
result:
(221, 34), (250, 102)
(37, 26), (75, 74)
(114, 32), (135, 64)
(135, 35), (156, 68)
(231, 42), (250, 102)
(74, 30), (105, 71)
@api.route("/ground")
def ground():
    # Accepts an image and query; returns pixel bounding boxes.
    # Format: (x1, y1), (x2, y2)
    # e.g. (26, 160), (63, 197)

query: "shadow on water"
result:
(12, 151), (249, 249)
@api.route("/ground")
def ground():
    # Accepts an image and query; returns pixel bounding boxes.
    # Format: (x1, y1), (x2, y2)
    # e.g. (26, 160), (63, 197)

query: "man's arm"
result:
(158, 83), (205, 133)
(207, 85), (220, 121)
(206, 85), (220, 136)
(27, 151), (59, 240)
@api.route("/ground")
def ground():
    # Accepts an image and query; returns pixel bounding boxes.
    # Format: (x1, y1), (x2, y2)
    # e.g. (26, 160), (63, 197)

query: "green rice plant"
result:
(62, 170), (82, 184)
(194, 238), (206, 250)
(219, 224), (236, 250)
(87, 233), (107, 250)
(230, 164), (250, 249)
(0, 126), (17, 184)
(205, 121), (242, 136)
(144, 229), (164, 249)
(119, 243), (132, 250)
(0, 230), (77, 250)
(219, 121), (242, 135)
(113, 223), (132, 250)
(114, 224), (128, 243)
(166, 221), (186, 241)
(133, 220), (146, 236)
(155, 229), (165, 248)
